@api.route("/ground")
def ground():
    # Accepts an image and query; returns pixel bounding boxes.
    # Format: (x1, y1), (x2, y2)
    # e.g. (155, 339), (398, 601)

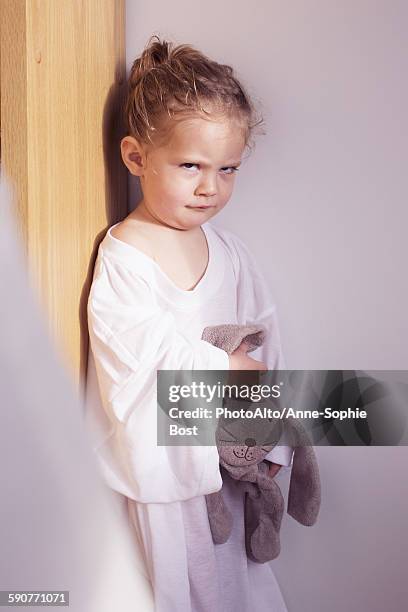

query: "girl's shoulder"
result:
(109, 218), (155, 260)
(90, 219), (158, 295)
(206, 221), (257, 268)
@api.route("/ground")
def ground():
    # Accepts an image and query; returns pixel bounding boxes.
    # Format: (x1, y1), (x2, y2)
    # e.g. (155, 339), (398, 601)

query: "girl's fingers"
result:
(237, 339), (250, 352)
(268, 463), (282, 478)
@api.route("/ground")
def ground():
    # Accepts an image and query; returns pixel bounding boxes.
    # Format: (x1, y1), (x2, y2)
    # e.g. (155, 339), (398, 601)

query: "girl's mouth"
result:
(186, 205), (213, 210)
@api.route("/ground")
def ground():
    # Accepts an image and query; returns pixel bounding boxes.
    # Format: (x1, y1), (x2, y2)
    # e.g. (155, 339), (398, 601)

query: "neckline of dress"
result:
(105, 220), (214, 296)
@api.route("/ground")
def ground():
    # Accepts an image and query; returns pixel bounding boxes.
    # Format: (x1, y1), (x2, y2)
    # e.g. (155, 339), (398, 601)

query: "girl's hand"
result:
(227, 340), (267, 394)
(228, 341), (267, 371)
(267, 462), (282, 478)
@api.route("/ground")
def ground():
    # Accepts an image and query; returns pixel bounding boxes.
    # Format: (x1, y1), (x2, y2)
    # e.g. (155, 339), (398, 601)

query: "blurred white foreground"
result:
(0, 175), (153, 611)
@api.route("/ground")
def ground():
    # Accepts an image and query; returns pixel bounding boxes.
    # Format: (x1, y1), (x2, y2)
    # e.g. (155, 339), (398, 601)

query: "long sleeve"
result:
(85, 254), (230, 503)
(227, 231), (293, 468)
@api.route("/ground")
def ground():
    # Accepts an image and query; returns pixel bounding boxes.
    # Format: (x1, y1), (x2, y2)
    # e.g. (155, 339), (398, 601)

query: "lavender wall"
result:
(125, 2), (408, 610)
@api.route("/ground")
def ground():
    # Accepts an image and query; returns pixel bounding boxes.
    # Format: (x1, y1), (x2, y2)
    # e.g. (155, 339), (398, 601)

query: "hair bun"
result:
(129, 35), (171, 86)
(146, 36), (171, 66)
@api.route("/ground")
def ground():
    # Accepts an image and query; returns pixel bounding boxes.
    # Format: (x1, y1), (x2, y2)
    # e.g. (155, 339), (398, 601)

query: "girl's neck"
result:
(129, 199), (161, 226)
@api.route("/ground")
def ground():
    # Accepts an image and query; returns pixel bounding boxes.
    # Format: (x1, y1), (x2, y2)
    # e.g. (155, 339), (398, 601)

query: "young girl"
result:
(85, 35), (293, 611)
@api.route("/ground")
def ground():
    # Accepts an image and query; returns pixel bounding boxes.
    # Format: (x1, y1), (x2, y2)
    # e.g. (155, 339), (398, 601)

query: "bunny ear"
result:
(285, 419), (321, 526)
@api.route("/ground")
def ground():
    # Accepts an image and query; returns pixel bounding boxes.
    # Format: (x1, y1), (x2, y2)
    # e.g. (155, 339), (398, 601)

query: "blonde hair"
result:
(124, 35), (264, 152)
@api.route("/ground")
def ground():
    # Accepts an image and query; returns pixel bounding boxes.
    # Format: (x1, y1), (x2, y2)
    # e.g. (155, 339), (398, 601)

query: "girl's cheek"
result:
(160, 179), (178, 197)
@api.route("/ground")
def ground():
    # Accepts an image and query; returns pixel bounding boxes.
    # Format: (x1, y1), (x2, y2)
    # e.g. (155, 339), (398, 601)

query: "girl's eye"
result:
(180, 163), (240, 174)
(221, 166), (240, 174)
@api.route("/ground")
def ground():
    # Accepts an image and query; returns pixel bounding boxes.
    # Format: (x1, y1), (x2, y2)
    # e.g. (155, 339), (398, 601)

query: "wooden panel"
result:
(1, 0), (127, 391)
(1, 0), (28, 247)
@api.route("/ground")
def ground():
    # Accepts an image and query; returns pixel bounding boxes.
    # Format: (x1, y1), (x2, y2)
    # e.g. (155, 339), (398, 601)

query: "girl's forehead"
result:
(164, 116), (246, 158)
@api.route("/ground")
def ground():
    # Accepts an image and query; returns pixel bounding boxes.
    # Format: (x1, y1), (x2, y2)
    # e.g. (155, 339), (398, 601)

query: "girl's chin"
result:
(170, 216), (210, 231)
(159, 207), (216, 230)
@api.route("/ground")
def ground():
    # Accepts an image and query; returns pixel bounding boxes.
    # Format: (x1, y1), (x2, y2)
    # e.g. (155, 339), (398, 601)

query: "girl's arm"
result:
(86, 255), (229, 503)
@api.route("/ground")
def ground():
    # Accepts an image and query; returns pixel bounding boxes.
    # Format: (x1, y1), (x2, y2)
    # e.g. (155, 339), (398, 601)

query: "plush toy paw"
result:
(244, 480), (285, 563)
(205, 490), (233, 544)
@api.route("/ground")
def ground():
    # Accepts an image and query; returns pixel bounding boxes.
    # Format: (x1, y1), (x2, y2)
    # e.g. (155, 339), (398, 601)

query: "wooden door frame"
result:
(1, 0), (128, 391)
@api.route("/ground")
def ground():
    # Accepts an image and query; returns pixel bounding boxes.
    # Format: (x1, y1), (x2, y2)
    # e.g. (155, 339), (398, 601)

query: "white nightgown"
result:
(85, 220), (293, 611)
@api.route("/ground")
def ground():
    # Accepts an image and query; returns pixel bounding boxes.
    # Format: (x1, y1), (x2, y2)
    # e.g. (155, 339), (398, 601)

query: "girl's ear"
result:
(120, 136), (147, 176)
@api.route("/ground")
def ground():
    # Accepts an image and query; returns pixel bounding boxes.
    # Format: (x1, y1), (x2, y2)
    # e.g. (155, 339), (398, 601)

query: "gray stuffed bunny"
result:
(201, 324), (321, 563)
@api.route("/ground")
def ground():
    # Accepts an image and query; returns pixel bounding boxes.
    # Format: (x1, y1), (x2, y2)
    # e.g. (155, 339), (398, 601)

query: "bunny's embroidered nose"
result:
(245, 438), (256, 447)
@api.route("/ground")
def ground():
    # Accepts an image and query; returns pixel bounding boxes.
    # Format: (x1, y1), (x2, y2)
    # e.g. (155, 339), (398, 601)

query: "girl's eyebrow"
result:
(178, 157), (242, 167)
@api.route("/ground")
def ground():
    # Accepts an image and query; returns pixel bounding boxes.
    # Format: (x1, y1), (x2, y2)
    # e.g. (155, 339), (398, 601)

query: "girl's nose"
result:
(195, 177), (217, 197)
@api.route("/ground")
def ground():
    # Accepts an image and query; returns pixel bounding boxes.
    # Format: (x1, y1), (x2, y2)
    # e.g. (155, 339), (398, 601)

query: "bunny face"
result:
(221, 439), (270, 465)
(215, 409), (283, 469)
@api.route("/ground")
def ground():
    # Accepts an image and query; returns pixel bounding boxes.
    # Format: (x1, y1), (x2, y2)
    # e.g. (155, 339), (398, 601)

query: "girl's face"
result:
(127, 115), (246, 230)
